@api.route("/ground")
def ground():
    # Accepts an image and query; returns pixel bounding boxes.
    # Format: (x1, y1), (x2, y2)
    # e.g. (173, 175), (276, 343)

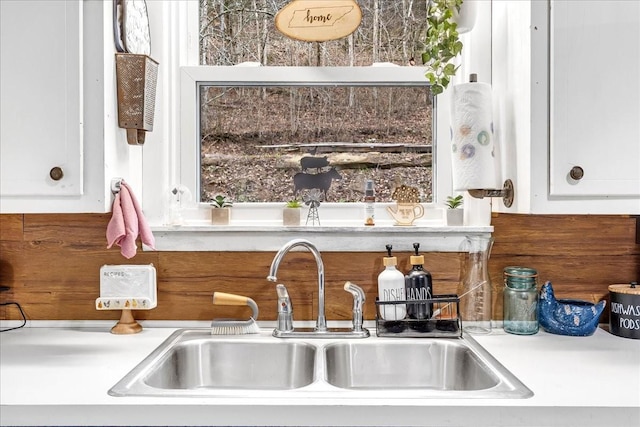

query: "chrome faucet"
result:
(267, 239), (369, 338)
(267, 239), (327, 331)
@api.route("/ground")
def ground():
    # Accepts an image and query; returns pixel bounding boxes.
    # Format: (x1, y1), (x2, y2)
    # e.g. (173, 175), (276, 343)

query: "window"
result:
(142, 0), (493, 251)
(198, 70), (433, 204)
(196, 1), (436, 205)
(199, 0), (430, 67)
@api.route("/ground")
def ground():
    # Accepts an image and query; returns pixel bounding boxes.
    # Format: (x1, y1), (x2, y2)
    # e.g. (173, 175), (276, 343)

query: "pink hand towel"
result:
(106, 181), (156, 259)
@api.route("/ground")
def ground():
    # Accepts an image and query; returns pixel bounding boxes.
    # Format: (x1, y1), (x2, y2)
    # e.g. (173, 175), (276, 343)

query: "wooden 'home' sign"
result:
(275, 0), (362, 42)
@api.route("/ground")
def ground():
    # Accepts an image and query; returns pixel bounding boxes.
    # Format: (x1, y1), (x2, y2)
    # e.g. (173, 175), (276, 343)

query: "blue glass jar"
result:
(503, 267), (539, 335)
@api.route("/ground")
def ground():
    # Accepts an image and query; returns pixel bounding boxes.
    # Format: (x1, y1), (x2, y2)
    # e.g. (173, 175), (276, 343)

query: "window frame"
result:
(140, 0), (494, 252)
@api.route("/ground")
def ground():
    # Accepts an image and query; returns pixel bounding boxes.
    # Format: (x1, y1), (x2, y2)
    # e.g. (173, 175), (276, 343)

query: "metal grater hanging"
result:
(115, 53), (158, 145)
(113, 0), (156, 145)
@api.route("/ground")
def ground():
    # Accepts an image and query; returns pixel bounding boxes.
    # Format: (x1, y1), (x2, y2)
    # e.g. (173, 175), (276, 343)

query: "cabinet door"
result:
(0, 0), (82, 196)
(549, 1), (640, 197)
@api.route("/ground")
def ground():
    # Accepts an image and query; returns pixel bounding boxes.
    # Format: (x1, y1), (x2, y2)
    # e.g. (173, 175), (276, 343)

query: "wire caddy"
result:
(375, 294), (462, 338)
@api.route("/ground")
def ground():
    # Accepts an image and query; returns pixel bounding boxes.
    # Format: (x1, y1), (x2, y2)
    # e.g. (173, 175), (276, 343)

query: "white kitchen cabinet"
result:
(0, 0), (82, 197)
(549, 1), (640, 198)
(492, 0), (640, 214)
(0, 1), (140, 213)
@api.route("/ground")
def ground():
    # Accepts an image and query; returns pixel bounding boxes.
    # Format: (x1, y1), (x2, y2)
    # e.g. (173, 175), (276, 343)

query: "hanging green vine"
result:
(422, 0), (464, 96)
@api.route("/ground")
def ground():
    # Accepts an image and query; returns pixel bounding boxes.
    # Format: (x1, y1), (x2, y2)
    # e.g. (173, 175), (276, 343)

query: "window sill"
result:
(149, 223), (492, 252)
(148, 203), (491, 252)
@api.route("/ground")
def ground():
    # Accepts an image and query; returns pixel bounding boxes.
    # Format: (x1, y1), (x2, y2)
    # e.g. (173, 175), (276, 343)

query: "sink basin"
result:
(323, 338), (532, 398)
(144, 340), (316, 390)
(109, 330), (316, 396)
(110, 329), (532, 399)
(326, 340), (501, 391)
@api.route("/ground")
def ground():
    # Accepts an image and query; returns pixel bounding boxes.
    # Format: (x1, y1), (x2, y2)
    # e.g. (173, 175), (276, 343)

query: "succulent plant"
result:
(285, 199), (303, 208)
(445, 194), (463, 209)
(211, 195), (233, 208)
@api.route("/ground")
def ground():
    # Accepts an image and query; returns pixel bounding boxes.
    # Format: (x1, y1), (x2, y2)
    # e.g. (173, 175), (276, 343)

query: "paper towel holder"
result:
(468, 179), (514, 208)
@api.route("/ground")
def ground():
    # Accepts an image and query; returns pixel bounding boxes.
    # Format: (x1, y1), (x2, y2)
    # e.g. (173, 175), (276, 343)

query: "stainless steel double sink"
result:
(109, 329), (532, 399)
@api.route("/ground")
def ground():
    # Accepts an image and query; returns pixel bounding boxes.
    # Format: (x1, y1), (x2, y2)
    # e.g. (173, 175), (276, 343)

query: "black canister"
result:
(609, 282), (640, 339)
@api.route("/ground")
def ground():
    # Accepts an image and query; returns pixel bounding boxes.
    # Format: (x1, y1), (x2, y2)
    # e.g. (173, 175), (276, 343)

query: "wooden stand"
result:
(110, 309), (143, 335)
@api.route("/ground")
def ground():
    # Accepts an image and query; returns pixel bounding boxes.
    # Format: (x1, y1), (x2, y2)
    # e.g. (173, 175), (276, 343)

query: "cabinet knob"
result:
(569, 166), (584, 181)
(49, 167), (64, 181)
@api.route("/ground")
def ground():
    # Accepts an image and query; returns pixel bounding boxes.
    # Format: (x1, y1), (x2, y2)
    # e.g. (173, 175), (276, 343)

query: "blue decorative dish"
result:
(538, 282), (606, 336)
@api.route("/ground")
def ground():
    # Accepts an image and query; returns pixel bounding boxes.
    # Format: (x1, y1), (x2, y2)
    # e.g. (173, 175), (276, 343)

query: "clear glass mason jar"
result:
(503, 267), (539, 335)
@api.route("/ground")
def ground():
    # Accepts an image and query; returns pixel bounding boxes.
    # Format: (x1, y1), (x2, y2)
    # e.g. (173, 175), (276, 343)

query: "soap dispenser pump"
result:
(405, 243), (433, 320)
(377, 244), (407, 320)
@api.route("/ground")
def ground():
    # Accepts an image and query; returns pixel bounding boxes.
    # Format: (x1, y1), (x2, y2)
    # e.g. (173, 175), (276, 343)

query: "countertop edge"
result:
(2, 403), (639, 427)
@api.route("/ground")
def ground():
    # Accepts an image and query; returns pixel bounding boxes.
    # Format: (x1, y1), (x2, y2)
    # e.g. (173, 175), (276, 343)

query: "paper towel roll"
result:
(450, 81), (500, 190)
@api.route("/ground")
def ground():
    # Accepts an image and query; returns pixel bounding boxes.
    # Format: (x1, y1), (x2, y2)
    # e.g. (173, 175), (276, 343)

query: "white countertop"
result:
(1, 324), (639, 426)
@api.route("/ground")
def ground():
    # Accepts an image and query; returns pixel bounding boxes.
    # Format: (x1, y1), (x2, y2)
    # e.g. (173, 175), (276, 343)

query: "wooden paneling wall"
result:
(0, 213), (638, 322)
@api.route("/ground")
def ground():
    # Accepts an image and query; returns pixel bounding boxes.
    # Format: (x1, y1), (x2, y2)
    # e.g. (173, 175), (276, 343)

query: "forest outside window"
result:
(196, 0), (435, 206)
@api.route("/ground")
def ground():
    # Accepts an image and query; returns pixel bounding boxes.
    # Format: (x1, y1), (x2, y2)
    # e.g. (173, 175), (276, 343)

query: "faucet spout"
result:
(267, 239), (327, 332)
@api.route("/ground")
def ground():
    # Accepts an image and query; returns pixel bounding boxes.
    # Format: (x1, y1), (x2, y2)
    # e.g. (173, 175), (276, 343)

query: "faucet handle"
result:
(344, 281), (365, 304)
(344, 281), (366, 332)
(275, 284), (293, 332)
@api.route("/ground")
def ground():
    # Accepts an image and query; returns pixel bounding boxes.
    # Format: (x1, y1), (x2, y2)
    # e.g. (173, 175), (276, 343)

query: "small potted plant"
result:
(445, 194), (464, 226)
(210, 194), (233, 225)
(283, 199), (302, 226)
(422, 0), (465, 96)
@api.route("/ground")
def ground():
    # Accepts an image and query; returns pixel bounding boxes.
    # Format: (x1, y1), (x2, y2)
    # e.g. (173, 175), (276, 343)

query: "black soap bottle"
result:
(405, 243), (433, 320)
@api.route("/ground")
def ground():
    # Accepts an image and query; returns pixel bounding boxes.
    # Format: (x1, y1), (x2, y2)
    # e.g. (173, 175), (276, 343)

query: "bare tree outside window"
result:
(199, 0), (434, 203)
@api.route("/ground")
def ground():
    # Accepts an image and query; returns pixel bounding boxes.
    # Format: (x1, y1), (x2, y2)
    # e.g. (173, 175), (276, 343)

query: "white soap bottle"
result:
(378, 244), (407, 320)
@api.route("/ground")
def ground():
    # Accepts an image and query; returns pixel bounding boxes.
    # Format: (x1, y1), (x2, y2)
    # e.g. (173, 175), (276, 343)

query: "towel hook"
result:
(111, 178), (123, 195)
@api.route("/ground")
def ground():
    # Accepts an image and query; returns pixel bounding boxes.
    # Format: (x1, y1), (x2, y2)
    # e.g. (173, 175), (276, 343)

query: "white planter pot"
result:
(283, 208), (301, 226)
(211, 208), (230, 225)
(446, 209), (464, 226)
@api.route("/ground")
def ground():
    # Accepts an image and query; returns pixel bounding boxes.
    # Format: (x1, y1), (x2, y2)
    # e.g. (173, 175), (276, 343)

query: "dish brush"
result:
(211, 292), (260, 335)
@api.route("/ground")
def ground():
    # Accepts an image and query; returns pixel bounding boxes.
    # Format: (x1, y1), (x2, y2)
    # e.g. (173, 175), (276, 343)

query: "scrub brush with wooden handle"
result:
(211, 292), (260, 335)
